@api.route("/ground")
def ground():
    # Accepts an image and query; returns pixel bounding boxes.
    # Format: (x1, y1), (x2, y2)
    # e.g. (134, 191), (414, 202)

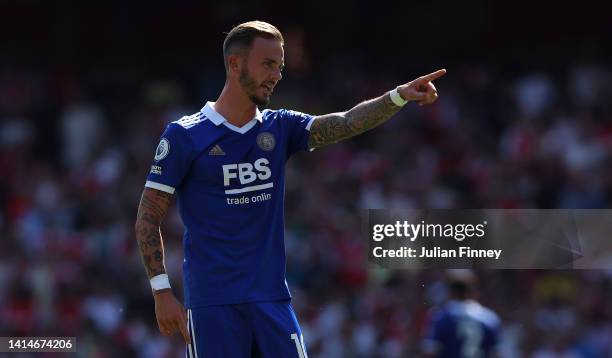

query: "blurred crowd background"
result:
(1, 1), (611, 357)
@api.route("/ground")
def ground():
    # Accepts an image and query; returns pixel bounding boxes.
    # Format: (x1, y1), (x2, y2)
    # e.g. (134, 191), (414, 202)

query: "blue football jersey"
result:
(145, 102), (315, 307)
(422, 300), (500, 358)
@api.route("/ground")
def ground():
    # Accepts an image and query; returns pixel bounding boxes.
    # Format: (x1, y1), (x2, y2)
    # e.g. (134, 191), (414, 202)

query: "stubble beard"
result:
(239, 66), (270, 107)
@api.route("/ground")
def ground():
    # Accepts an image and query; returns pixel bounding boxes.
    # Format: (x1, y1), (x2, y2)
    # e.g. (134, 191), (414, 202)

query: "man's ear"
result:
(227, 54), (242, 74)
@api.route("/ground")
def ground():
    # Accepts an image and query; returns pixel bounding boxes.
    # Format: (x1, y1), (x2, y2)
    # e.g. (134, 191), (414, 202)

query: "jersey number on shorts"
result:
(290, 333), (307, 358)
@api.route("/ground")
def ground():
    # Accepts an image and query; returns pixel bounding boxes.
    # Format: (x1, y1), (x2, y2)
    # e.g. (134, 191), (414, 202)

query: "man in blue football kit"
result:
(422, 270), (501, 358)
(135, 20), (446, 357)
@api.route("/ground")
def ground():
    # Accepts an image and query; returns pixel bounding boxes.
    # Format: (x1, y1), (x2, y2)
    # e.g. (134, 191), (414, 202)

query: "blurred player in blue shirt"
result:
(422, 270), (501, 358)
(134, 20), (446, 357)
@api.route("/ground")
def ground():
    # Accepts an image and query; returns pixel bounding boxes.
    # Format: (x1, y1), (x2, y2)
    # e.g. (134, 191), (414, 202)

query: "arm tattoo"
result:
(308, 92), (402, 149)
(135, 188), (173, 279)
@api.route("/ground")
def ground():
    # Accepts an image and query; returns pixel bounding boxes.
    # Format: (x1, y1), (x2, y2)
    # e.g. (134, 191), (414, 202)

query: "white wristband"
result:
(389, 88), (408, 107)
(150, 274), (171, 291)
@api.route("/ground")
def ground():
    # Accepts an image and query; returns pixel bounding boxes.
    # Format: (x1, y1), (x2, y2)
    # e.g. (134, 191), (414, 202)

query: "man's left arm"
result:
(308, 69), (446, 149)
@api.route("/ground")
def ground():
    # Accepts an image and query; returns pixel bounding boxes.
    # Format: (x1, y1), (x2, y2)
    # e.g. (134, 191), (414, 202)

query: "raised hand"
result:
(397, 69), (447, 106)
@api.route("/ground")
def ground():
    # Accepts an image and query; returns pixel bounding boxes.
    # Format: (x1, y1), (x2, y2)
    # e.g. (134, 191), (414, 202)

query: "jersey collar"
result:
(201, 102), (263, 126)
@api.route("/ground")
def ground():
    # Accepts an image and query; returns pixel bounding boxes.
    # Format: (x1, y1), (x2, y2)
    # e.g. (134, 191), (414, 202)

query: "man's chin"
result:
(249, 94), (270, 107)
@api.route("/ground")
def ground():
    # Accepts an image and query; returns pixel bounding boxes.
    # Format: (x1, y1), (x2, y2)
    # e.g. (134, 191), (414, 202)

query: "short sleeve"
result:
(145, 123), (194, 194)
(280, 109), (315, 157)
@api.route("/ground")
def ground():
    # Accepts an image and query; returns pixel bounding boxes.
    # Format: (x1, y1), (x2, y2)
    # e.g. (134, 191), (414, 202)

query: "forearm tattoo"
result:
(308, 92), (402, 149)
(135, 188), (173, 278)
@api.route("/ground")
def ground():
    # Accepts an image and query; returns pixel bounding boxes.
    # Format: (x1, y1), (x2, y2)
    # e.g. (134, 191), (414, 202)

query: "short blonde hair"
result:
(223, 21), (284, 71)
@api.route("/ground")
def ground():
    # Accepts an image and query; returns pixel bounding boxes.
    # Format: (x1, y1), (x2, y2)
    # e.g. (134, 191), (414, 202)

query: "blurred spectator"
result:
(1, 6), (612, 357)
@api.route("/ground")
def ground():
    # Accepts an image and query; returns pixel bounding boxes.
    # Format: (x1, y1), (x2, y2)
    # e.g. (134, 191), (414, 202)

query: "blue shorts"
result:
(186, 300), (308, 357)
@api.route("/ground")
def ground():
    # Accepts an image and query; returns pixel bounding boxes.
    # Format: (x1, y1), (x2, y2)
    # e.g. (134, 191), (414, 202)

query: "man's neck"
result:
(213, 83), (258, 127)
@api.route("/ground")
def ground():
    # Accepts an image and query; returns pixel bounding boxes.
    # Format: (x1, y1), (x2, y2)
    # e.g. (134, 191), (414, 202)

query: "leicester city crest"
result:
(154, 138), (170, 161)
(256, 132), (275, 151)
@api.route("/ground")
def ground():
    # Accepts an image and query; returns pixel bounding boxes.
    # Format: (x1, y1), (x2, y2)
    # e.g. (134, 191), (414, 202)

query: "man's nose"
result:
(271, 69), (282, 82)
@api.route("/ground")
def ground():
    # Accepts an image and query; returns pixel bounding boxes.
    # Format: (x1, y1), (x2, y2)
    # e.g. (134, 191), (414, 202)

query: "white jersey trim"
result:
(306, 116), (317, 152)
(188, 309), (199, 358)
(222, 118), (258, 134)
(174, 112), (204, 129)
(145, 181), (176, 194)
(201, 102), (263, 134)
(305, 116), (315, 131)
(225, 182), (273, 194)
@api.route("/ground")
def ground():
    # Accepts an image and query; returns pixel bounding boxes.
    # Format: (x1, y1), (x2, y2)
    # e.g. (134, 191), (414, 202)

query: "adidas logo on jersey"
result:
(209, 144), (226, 156)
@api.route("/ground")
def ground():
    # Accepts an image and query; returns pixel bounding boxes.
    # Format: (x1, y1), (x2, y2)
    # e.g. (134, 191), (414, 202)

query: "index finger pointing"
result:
(420, 69), (447, 82)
